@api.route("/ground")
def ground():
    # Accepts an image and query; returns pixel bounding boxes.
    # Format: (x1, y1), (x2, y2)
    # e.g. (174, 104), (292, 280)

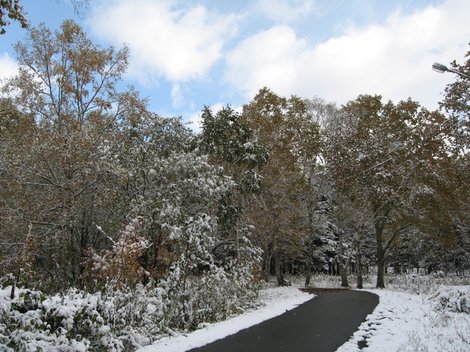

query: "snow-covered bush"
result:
(0, 287), (123, 351)
(0, 284), (168, 351)
(397, 287), (470, 352)
(159, 257), (259, 332)
(100, 284), (167, 350)
(154, 213), (259, 332)
(0, 274), (260, 352)
(429, 286), (470, 314)
(118, 151), (261, 331)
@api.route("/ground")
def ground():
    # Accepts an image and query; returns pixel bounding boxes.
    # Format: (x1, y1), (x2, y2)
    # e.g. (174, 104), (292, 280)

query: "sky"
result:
(1, 0), (469, 132)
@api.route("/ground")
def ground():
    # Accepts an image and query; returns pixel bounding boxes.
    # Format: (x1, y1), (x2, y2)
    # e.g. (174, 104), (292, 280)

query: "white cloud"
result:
(252, 0), (316, 23)
(88, 0), (238, 83)
(171, 83), (184, 108)
(0, 53), (18, 81)
(224, 0), (470, 110)
(224, 25), (306, 99)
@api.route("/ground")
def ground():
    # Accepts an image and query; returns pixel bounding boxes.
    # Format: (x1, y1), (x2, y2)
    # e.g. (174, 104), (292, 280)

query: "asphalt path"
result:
(188, 290), (379, 352)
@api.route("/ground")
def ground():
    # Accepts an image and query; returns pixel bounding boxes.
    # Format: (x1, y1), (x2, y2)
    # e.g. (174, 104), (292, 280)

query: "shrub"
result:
(429, 286), (470, 314)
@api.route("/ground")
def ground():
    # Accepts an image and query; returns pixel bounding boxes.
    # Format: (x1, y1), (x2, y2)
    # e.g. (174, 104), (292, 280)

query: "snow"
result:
(336, 286), (470, 352)
(137, 285), (313, 352)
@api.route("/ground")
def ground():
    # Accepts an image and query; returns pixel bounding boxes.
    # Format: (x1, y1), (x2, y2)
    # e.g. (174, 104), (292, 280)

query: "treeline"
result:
(1, 19), (469, 313)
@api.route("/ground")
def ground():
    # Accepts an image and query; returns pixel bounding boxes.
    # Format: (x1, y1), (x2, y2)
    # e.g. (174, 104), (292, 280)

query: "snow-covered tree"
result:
(241, 88), (321, 286)
(307, 195), (338, 273)
(199, 105), (268, 259)
(438, 45), (470, 272)
(324, 95), (455, 288)
(0, 21), (142, 290)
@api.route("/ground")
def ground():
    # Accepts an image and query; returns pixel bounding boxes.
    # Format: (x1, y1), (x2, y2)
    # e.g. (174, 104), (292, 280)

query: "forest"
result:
(0, 19), (469, 351)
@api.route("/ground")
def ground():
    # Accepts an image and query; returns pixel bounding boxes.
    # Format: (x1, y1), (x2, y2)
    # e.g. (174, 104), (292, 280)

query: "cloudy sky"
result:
(1, 0), (469, 131)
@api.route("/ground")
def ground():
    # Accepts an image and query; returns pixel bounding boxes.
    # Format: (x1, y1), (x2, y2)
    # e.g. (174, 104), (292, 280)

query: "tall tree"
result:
(0, 20), (141, 290)
(440, 44), (470, 142)
(200, 105), (269, 196)
(199, 105), (268, 261)
(241, 88), (320, 286)
(437, 45), (470, 272)
(0, 98), (34, 278)
(324, 95), (453, 288)
(303, 97), (339, 287)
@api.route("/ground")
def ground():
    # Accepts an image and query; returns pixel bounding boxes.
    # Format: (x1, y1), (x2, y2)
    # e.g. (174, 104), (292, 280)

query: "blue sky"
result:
(1, 0), (469, 131)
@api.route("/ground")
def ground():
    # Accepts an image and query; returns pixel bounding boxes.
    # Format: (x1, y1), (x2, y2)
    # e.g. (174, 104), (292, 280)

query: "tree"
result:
(331, 191), (375, 288)
(0, 0), (27, 34)
(0, 98), (35, 281)
(439, 46), (470, 205)
(199, 105), (268, 266)
(437, 45), (470, 274)
(0, 20), (141, 290)
(305, 194), (338, 276)
(324, 95), (454, 288)
(0, 0), (89, 34)
(241, 88), (320, 286)
(302, 97), (340, 287)
(440, 44), (470, 144)
(200, 105), (268, 195)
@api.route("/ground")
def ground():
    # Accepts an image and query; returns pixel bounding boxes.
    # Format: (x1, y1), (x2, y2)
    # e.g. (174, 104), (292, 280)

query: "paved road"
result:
(188, 290), (379, 352)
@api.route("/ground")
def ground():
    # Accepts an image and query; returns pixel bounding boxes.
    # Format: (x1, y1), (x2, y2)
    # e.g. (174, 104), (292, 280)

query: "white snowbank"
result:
(336, 286), (470, 352)
(138, 286), (313, 352)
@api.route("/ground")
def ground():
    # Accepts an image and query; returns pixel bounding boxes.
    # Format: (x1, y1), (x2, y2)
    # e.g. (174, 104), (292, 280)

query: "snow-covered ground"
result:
(337, 286), (470, 352)
(138, 285), (313, 352)
(139, 275), (470, 352)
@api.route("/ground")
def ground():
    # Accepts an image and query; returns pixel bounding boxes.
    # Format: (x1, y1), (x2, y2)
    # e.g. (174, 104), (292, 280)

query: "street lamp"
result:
(432, 62), (470, 79)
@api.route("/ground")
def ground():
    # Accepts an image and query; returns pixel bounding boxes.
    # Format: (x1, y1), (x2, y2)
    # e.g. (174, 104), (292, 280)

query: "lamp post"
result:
(432, 62), (470, 79)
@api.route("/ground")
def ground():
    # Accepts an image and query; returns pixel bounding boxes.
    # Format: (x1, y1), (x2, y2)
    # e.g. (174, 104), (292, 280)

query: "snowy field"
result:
(140, 275), (470, 352)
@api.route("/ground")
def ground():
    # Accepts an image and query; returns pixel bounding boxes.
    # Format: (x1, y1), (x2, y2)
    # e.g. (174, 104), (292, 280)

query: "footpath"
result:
(188, 290), (379, 352)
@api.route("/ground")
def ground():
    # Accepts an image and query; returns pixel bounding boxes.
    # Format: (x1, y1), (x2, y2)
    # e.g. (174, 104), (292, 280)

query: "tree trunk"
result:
(338, 230), (349, 287)
(10, 278), (16, 299)
(375, 223), (386, 288)
(356, 241), (363, 289)
(376, 251), (385, 288)
(339, 261), (349, 287)
(374, 206), (390, 289)
(274, 247), (284, 286)
(262, 245), (271, 281)
(305, 173), (315, 288)
(376, 248), (385, 288)
(304, 257), (312, 287)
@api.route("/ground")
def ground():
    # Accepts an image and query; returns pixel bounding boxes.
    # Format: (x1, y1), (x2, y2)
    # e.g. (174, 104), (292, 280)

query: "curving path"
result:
(188, 290), (378, 352)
